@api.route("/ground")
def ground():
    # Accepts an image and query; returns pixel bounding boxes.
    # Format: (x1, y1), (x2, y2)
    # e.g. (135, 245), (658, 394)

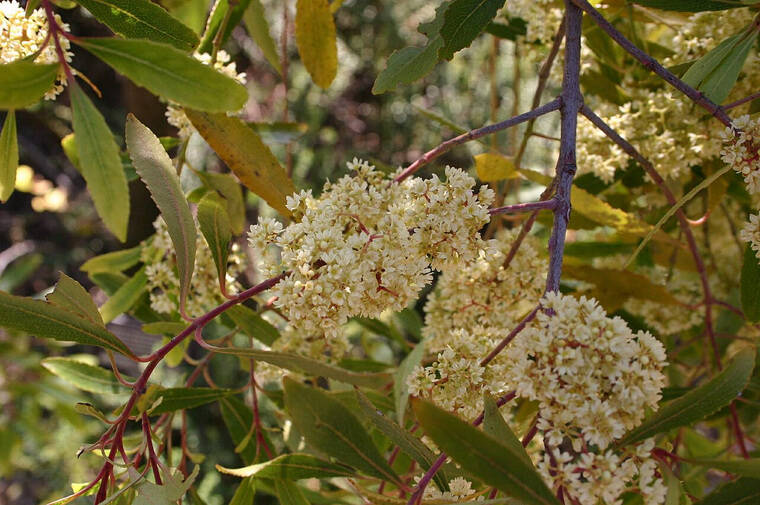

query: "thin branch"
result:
(480, 305), (541, 367)
(489, 199), (557, 215)
(724, 90), (760, 110)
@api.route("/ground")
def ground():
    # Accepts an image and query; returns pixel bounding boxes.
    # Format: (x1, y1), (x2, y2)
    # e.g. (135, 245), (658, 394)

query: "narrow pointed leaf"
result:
(0, 61), (58, 109)
(0, 110), (18, 202)
(47, 272), (104, 325)
(217, 453), (355, 479)
(75, 402), (115, 423)
(482, 396), (531, 466)
(99, 267), (148, 324)
(75, 38), (248, 112)
(413, 399), (560, 505)
(198, 0), (251, 54)
(185, 110), (294, 216)
(229, 478), (255, 505)
(197, 192), (231, 293)
(126, 114), (196, 315)
(80, 245), (142, 274)
(70, 84), (130, 242)
(616, 348), (755, 447)
(141, 387), (235, 415)
(438, 0), (506, 60)
(226, 305), (280, 346)
(741, 245), (760, 322)
(275, 480), (309, 505)
(294, 0), (337, 89)
(42, 357), (129, 394)
(73, 0), (199, 50)
(394, 341), (425, 425)
(283, 378), (402, 485)
(631, 0), (742, 12)
(0, 291), (136, 357)
(694, 478), (760, 505)
(688, 458), (760, 478)
(243, 0), (281, 74)
(195, 171), (245, 234)
(220, 396), (258, 465)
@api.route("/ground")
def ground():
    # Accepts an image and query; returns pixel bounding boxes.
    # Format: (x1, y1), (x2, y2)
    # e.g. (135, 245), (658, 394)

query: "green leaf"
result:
(42, 357), (129, 394)
(143, 387), (235, 415)
(394, 342), (425, 425)
(294, 0), (337, 89)
(134, 465), (198, 505)
(142, 321), (187, 335)
(194, 171), (245, 234)
(248, 121), (307, 144)
(220, 396), (258, 465)
(283, 378), (402, 485)
(631, 0), (740, 12)
(274, 480), (309, 505)
(475, 153), (517, 182)
(80, 245), (142, 274)
(47, 272), (103, 325)
(0, 110), (18, 202)
(413, 399), (560, 505)
(70, 84), (130, 242)
(73, 0), (198, 50)
(438, 0), (506, 60)
(99, 266), (148, 324)
(229, 478), (255, 505)
(125, 114), (196, 315)
(243, 0), (281, 74)
(482, 396), (531, 466)
(0, 61), (58, 109)
(688, 458), (760, 478)
(741, 245), (760, 323)
(694, 478), (760, 505)
(484, 19), (526, 41)
(227, 305), (280, 346)
(217, 453), (355, 479)
(356, 389), (449, 492)
(197, 192), (231, 294)
(616, 348), (755, 447)
(0, 290), (136, 357)
(185, 110), (295, 216)
(197, 0), (252, 54)
(75, 38), (248, 112)
(74, 402), (114, 423)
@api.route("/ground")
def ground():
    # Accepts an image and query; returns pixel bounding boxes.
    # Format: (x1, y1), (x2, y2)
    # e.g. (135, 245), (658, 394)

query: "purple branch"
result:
(489, 199), (557, 215)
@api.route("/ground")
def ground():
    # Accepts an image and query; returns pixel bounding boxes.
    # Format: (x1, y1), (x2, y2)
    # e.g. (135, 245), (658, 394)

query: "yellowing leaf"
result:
(295, 0), (337, 89)
(474, 153), (517, 182)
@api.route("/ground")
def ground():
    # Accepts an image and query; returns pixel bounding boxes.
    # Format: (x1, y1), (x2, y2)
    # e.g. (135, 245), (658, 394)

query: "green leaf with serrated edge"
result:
(631, 0), (739, 12)
(80, 246), (142, 274)
(140, 387), (235, 415)
(482, 395), (531, 466)
(99, 266), (148, 324)
(70, 84), (130, 242)
(185, 110), (294, 216)
(220, 396), (258, 464)
(624, 164), (732, 268)
(356, 389), (449, 492)
(227, 305), (279, 346)
(194, 171), (245, 234)
(197, 0), (252, 53)
(201, 345), (391, 388)
(47, 272), (103, 325)
(274, 479), (309, 505)
(395, 341), (425, 425)
(294, 0), (337, 89)
(133, 465), (199, 505)
(229, 478), (255, 505)
(75, 402), (114, 423)
(283, 378), (402, 484)
(0, 61), (58, 109)
(438, 0), (506, 60)
(0, 290), (136, 357)
(75, 38), (247, 113)
(0, 110), (18, 202)
(73, 0), (198, 50)
(616, 348), (755, 448)
(694, 478), (760, 505)
(243, 0), (281, 74)
(217, 453), (355, 479)
(126, 114), (196, 315)
(741, 245), (760, 322)
(197, 192), (231, 293)
(42, 357), (129, 394)
(413, 399), (560, 505)
(688, 458), (760, 477)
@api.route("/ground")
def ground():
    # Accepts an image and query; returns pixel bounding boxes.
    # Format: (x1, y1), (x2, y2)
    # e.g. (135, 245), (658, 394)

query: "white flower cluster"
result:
(538, 439), (666, 505)
(421, 476), (482, 502)
(505, 292), (667, 450)
(165, 50), (247, 138)
(720, 115), (760, 195)
(740, 213), (760, 261)
(143, 216), (245, 317)
(0, 0), (73, 99)
(247, 159), (494, 344)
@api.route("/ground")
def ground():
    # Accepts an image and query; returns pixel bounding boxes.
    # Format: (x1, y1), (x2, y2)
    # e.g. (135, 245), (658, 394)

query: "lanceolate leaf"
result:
(631, 0), (740, 12)
(220, 396), (258, 465)
(0, 110), (18, 202)
(80, 245), (142, 274)
(194, 171), (245, 234)
(75, 38), (248, 113)
(283, 378), (402, 485)
(70, 84), (130, 242)
(0, 290), (136, 358)
(143, 387), (236, 415)
(99, 267), (148, 324)
(694, 478), (760, 505)
(438, 0), (506, 60)
(482, 396), (531, 466)
(226, 305), (280, 346)
(197, 192), (231, 294)
(243, 0), (281, 74)
(73, 0), (198, 50)
(228, 478), (255, 505)
(47, 272), (104, 325)
(217, 453), (355, 480)
(42, 357), (129, 394)
(294, 0), (337, 89)
(197, 0), (252, 54)
(274, 480), (309, 505)
(413, 399), (560, 505)
(688, 458), (760, 478)
(185, 110), (294, 216)
(125, 114), (196, 315)
(0, 61), (59, 109)
(741, 245), (760, 323)
(616, 348), (756, 447)
(394, 341), (425, 425)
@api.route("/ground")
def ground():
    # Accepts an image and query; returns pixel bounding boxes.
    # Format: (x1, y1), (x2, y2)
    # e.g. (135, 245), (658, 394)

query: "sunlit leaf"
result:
(47, 272), (103, 325)
(80, 246), (142, 274)
(197, 192), (231, 294)
(0, 61), (58, 109)
(42, 357), (129, 394)
(475, 153), (517, 182)
(99, 267), (148, 324)
(294, 0), (337, 89)
(438, 0), (506, 60)
(243, 0), (281, 74)
(0, 110), (18, 202)
(217, 453), (355, 479)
